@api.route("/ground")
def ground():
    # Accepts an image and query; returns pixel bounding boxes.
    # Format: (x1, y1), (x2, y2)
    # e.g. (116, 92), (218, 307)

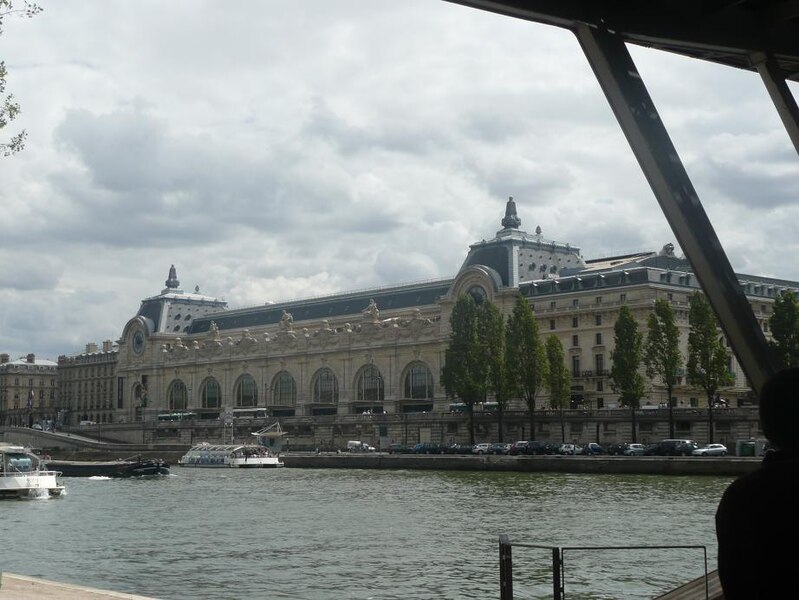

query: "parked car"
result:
(644, 439), (699, 456)
(581, 442), (605, 455)
(445, 443), (475, 454)
(487, 442), (510, 455)
(472, 443), (492, 455)
(530, 441), (558, 455)
(413, 442), (445, 454)
(30, 423), (43, 430)
(508, 441), (531, 455)
(623, 443), (646, 456)
(558, 443), (577, 455)
(692, 443), (728, 456)
(605, 442), (629, 456)
(387, 443), (412, 454)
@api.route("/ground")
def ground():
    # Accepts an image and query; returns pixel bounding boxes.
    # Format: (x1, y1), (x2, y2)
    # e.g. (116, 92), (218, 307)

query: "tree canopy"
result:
(477, 300), (510, 442)
(442, 294), (488, 444)
(768, 290), (799, 368)
(687, 292), (733, 443)
(505, 294), (548, 440)
(544, 335), (570, 442)
(644, 298), (682, 437)
(0, 1), (42, 156)
(610, 305), (645, 442)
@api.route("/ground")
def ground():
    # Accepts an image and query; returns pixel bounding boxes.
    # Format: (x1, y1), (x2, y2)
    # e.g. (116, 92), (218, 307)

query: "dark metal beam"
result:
(751, 51), (799, 158)
(574, 23), (779, 394)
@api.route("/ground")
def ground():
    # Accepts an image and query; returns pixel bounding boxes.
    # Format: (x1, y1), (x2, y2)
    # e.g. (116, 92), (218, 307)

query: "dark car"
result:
(645, 439), (699, 456)
(582, 442), (605, 455)
(605, 442), (629, 456)
(445, 443), (475, 454)
(487, 442), (510, 455)
(526, 441), (556, 455)
(508, 441), (530, 455)
(388, 443), (412, 454)
(412, 442), (445, 454)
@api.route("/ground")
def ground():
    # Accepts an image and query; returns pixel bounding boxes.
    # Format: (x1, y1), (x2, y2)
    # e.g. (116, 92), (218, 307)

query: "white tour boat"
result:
(178, 422), (286, 468)
(0, 443), (66, 499)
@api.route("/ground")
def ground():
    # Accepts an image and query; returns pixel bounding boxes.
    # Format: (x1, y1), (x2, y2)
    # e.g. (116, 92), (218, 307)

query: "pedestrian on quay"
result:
(715, 367), (799, 599)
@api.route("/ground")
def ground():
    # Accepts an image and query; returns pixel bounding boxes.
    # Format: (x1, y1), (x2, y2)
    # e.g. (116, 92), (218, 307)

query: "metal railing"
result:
(499, 534), (709, 600)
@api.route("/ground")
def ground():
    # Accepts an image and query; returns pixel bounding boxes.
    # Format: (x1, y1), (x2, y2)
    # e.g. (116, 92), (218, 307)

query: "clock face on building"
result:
(132, 330), (145, 355)
(468, 285), (487, 305)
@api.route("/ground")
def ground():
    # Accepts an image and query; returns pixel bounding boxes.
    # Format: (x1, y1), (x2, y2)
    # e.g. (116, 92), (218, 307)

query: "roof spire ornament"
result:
(501, 196), (522, 229)
(165, 264), (180, 289)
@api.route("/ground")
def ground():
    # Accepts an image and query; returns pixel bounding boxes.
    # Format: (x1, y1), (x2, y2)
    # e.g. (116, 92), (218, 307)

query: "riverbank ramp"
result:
(0, 573), (157, 600)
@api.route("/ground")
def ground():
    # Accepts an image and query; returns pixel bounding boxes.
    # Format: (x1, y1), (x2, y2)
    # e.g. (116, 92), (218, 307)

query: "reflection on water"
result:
(0, 469), (734, 599)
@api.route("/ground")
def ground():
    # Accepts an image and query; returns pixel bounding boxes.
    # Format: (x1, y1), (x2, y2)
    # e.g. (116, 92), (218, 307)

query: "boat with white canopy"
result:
(178, 422), (286, 468)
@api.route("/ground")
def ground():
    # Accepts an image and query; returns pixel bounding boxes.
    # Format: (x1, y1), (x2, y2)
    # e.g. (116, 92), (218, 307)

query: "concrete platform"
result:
(0, 573), (157, 599)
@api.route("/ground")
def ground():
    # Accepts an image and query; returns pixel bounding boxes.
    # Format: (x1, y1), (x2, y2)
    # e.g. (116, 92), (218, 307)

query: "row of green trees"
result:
(442, 291), (746, 445)
(441, 294), (569, 445)
(610, 294), (733, 443)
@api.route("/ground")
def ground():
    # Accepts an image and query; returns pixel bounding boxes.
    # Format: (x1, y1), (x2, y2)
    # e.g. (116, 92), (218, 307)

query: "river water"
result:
(1, 468), (734, 599)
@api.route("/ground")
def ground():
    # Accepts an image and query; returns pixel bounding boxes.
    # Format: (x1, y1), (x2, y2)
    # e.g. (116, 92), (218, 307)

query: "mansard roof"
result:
(188, 279), (452, 334)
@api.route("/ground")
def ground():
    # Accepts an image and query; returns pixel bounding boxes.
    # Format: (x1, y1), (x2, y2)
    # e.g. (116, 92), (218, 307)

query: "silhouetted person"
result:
(716, 367), (799, 599)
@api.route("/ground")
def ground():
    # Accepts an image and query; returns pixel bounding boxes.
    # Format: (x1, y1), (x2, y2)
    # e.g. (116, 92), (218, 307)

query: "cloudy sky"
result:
(2, 1), (798, 360)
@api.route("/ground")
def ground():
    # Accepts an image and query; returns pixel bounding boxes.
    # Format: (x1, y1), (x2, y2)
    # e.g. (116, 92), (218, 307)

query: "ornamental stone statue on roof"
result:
(165, 264), (180, 289)
(279, 310), (294, 331)
(363, 298), (380, 323)
(501, 196), (521, 229)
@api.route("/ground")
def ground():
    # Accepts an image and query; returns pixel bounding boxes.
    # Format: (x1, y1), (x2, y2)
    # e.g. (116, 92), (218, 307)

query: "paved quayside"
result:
(0, 573), (157, 600)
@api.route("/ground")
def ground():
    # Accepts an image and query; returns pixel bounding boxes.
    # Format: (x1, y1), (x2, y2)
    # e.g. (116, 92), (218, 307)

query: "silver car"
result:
(692, 443), (728, 456)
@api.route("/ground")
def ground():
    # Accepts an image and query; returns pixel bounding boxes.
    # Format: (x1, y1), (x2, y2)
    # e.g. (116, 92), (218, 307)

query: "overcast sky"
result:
(2, 1), (798, 360)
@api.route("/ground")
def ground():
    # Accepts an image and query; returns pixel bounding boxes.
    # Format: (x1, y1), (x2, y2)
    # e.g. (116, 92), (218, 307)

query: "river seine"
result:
(1, 468), (734, 599)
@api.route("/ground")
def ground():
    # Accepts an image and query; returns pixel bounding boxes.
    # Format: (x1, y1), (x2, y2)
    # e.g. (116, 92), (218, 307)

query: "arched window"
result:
(168, 379), (187, 411)
(201, 378), (221, 409)
(356, 365), (384, 403)
(312, 368), (338, 404)
(404, 362), (434, 399)
(235, 375), (258, 407)
(272, 372), (296, 406)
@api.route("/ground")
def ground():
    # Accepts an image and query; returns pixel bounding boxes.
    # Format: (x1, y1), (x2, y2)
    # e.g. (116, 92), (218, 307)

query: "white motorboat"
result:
(0, 444), (66, 499)
(178, 443), (284, 468)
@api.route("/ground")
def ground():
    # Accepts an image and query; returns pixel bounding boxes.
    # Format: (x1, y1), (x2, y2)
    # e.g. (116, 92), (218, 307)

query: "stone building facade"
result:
(57, 340), (119, 426)
(0, 353), (58, 427)
(109, 198), (791, 437)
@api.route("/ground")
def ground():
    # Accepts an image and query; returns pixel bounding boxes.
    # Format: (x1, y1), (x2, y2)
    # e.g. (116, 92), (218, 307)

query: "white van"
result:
(347, 440), (375, 452)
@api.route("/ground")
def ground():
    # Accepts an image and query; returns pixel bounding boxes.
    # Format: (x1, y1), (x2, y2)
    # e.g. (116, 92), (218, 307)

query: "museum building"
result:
(103, 197), (791, 432)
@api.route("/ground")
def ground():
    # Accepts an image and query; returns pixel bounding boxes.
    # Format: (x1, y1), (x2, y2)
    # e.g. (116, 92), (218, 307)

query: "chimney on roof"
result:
(86, 343), (98, 354)
(0, 353), (9, 364)
(26, 353), (35, 363)
(102, 340), (113, 352)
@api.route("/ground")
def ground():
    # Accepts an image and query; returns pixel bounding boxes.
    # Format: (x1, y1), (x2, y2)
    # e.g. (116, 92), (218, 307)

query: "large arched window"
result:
(201, 377), (221, 409)
(168, 379), (188, 411)
(235, 375), (258, 408)
(404, 362), (434, 399)
(312, 368), (338, 404)
(272, 372), (297, 406)
(356, 364), (384, 403)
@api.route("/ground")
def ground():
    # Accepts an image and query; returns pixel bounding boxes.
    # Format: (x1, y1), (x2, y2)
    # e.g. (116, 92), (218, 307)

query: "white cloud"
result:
(1, 0), (797, 359)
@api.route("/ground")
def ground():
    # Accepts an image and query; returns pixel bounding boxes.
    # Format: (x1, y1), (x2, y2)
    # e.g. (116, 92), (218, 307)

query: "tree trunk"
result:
(630, 399), (638, 443)
(497, 406), (504, 443)
(667, 383), (675, 438)
(528, 399), (536, 442)
(708, 393), (715, 444)
(467, 403), (475, 446)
